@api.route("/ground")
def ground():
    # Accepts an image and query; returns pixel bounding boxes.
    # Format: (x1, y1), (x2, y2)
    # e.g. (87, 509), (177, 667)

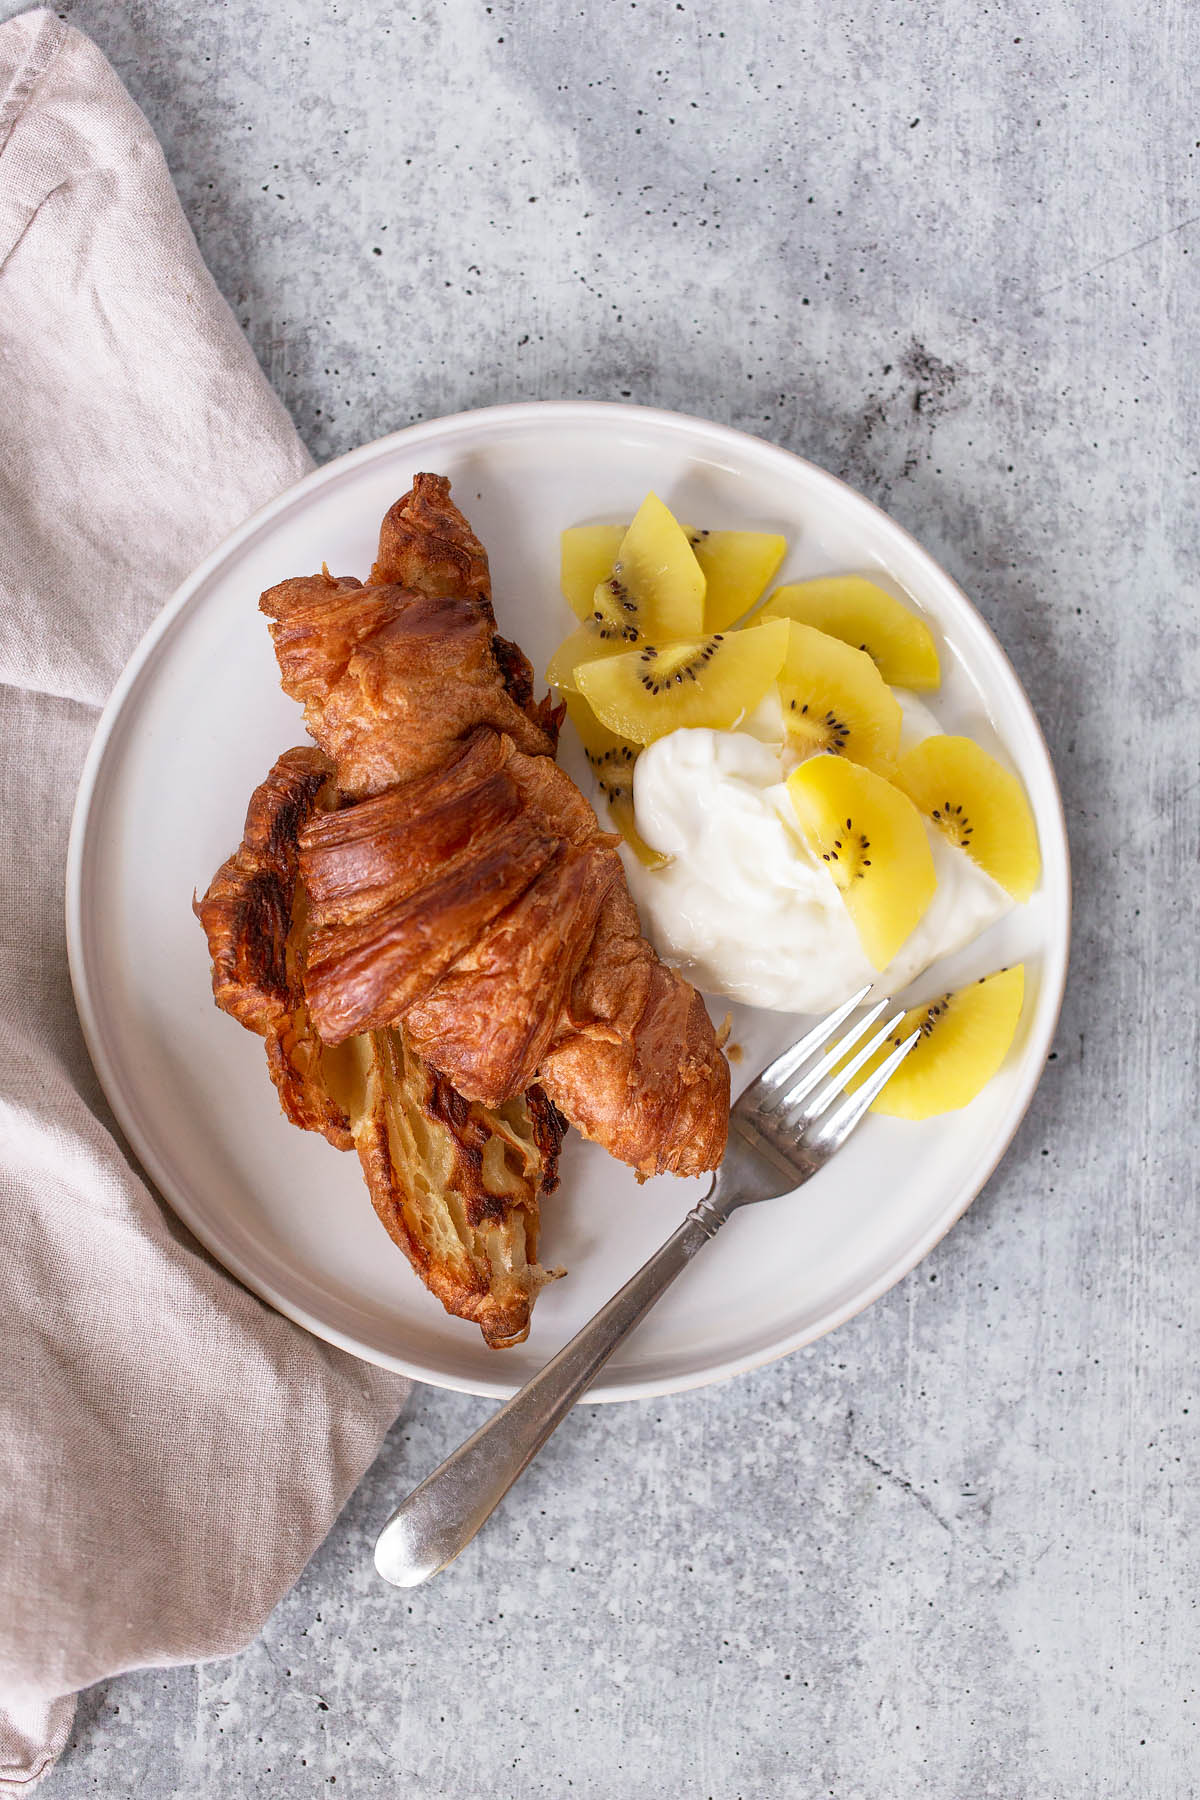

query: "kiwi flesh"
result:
(591, 573), (652, 644)
(561, 692), (666, 867)
(764, 576), (941, 690)
(545, 624), (630, 693)
(594, 492), (706, 644)
(779, 622), (902, 774)
(847, 965), (1026, 1118)
(560, 524), (626, 618)
(686, 528), (788, 632)
(893, 735), (1041, 902)
(561, 516), (784, 637)
(785, 754), (936, 969)
(575, 617), (789, 745)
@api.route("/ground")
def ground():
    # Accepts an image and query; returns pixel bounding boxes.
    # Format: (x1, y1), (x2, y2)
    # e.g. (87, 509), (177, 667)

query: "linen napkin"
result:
(0, 11), (410, 1787)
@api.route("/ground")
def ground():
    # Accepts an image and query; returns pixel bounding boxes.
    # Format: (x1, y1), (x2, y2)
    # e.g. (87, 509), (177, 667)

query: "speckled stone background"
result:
(12, 0), (1198, 1794)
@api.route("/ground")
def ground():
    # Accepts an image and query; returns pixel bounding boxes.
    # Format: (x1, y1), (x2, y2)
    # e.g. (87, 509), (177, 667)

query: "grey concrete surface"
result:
(13, 0), (1199, 1794)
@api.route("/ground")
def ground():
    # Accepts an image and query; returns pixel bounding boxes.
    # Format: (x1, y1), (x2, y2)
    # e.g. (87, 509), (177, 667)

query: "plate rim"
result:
(65, 398), (1072, 1403)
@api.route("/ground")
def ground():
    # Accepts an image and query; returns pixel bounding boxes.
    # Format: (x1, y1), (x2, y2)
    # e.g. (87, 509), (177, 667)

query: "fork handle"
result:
(374, 1191), (727, 1587)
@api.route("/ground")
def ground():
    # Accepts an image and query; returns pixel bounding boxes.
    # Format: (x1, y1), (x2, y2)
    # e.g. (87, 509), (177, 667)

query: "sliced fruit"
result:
(547, 496), (710, 692)
(562, 520), (786, 634)
(561, 524), (625, 618)
(764, 576), (941, 689)
(575, 616), (789, 746)
(846, 965), (1026, 1118)
(545, 624), (630, 693)
(591, 493), (706, 644)
(785, 755), (936, 969)
(688, 529), (787, 632)
(562, 693), (666, 868)
(892, 735), (1041, 902)
(779, 621), (902, 774)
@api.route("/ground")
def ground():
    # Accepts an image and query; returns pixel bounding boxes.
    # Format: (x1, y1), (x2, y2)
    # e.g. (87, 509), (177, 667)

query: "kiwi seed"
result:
(819, 814), (871, 879)
(607, 574), (638, 615)
(930, 797), (974, 845)
(582, 745), (636, 802)
(916, 997), (950, 1039)
(591, 576), (642, 644)
(787, 697), (851, 753)
(635, 636), (723, 696)
(586, 743), (637, 801)
(887, 993), (951, 1048)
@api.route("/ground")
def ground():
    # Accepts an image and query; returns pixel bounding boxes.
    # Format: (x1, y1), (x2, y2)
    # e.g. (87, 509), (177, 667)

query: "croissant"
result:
(196, 747), (564, 1347)
(259, 475), (730, 1180)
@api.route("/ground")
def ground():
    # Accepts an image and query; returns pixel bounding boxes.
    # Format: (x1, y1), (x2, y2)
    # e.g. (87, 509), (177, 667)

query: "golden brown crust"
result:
(296, 730), (609, 1058)
(538, 885), (730, 1178)
(259, 577), (555, 799)
(370, 471), (496, 613)
(194, 746), (352, 1148)
(303, 816), (563, 1047)
(258, 474), (557, 800)
(369, 471), (558, 742)
(402, 840), (621, 1099)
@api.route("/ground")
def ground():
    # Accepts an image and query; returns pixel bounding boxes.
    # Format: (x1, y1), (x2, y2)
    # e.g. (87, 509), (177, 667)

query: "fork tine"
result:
(811, 1027), (922, 1147)
(780, 996), (893, 1109)
(745, 982), (872, 1100)
(789, 1007), (907, 1124)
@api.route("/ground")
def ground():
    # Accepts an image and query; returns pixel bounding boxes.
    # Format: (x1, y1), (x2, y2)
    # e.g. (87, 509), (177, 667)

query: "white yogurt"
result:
(619, 695), (1012, 1015)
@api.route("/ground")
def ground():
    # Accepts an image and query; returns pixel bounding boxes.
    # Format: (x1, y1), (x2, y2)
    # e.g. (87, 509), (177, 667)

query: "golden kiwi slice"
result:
(575, 617), (789, 746)
(785, 755), (936, 969)
(764, 576), (940, 690)
(561, 516), (785, 636)
(560, 524), (626, 617)
(591, 493), (705, 644)
(545, 625), (629, 693)
(892, 736), (1041, 902)
(688, 528), (787, 632)
(846, 965), (1026, 1118)
(779, 622), (902, 774)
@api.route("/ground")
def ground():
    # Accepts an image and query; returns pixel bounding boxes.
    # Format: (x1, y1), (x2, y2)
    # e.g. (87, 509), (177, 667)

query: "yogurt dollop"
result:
(621, 698), (1011, 1015)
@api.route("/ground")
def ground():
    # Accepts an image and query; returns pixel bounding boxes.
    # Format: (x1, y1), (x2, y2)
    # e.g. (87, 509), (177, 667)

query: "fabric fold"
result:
(0, 12), (409, 1789)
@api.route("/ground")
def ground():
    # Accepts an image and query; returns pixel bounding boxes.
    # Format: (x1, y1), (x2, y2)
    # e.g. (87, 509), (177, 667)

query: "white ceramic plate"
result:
(67, 401), (1070, 1402)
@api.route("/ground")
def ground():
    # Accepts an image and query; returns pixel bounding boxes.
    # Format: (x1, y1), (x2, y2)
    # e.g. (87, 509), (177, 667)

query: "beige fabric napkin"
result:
(0, 11), (410, 1787)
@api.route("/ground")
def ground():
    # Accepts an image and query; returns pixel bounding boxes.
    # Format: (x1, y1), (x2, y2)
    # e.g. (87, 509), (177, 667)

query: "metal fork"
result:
(374, 985), (919, 1587)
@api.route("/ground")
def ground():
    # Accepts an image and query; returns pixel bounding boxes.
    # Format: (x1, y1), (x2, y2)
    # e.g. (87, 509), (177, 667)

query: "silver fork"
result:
(374, 985), (919, 1588)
